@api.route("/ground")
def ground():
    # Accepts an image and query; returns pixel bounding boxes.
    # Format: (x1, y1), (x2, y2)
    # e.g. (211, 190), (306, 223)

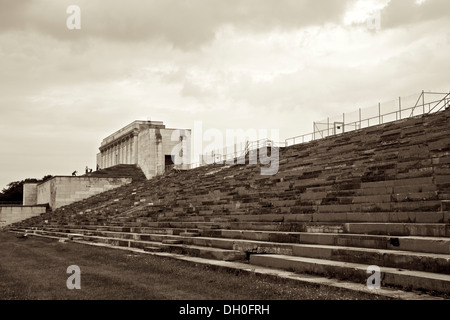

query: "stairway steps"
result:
(17, 226), (450, 274)
(20, 223), (450, 255)
(8, 109), (450, 298)
(249, 254), (450, 294)
(157, 243), (246, 261)
(179, 232), (201, 237)
(344, 223), (450, 237)
(162, 239), (183, 245)
(290, 243), (450, 274)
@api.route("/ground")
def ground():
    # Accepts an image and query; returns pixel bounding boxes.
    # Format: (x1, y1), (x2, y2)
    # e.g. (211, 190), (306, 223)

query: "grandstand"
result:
(8, 101), (450, 299)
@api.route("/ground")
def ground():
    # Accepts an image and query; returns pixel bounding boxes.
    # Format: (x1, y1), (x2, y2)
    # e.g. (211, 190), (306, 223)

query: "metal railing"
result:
(185, 91), (449, 170)
(188, 138), (285, 169)
(286, 91), (450, 147)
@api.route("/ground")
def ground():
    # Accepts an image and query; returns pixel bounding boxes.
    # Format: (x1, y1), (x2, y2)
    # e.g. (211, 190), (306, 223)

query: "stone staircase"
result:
(9, 108), (450, 299)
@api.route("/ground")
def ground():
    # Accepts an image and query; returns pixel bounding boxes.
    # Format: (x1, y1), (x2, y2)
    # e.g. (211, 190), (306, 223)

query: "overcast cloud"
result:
(1, 0), (449, 189)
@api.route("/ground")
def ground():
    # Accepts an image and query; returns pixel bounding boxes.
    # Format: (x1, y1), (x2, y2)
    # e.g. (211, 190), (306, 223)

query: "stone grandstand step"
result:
(67, 233), (84, 240)
(52, 224), (204, 236)
(179, 231), (201, 237)
(227, 221), (345, 233)
(316, 200), (443, 213)
(19, 229), (242, 261)
(249, 254), (450, 295)
(344, 223), (450, 237)
(223, 211), (450, 223)
(162, 239), (183, 245)
(290, 243), (450, 274)
(298, 233), (450, 255)
(143, 246), (163, 252)
(201, 228), (450, 255)
(154, 243), (246, 261)
(23, 223), (450, 254)
(15, 223), (450, 257)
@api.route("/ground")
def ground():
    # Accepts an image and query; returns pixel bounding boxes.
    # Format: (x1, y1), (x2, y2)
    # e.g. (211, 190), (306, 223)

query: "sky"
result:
(1, 0), (449, 190)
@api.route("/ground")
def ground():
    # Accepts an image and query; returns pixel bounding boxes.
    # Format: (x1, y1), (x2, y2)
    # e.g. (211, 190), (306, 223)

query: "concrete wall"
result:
(37, 178), (53, 208)
(136, 127), (191, 179)
(162, 128), (191, 169)
(23, 183), (38, 206)
(137, 128), (156, 179)
(96, 152), (102, 169)
(36, 176), (132, 210)
(0, 205), (47, 227)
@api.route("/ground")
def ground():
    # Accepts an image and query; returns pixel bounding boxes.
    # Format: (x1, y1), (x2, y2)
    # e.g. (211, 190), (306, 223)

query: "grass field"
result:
(0, 231), (388, 300)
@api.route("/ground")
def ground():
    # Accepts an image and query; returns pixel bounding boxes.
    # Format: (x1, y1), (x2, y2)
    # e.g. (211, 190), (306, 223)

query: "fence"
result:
(285, 91), (450, 147)
(189, 139), (284, 169)
(185, 90), (449, 170)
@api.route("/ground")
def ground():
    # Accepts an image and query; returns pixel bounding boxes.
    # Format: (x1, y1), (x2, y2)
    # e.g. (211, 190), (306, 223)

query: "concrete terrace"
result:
(9, 107), (450, 299)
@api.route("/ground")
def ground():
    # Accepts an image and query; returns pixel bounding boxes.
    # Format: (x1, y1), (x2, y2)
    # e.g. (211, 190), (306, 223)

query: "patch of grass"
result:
(0, 231), (388, 300)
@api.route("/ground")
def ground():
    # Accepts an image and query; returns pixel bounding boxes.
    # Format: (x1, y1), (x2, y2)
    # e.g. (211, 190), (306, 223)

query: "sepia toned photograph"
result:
(0, 0), (449, 316)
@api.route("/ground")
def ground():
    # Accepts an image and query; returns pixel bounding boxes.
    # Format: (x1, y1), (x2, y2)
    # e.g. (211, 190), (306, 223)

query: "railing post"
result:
(313, 122), (315, 140)
(327, 117), (330, 137)
(378, 102), (381, 124)
(422, 90), (425, 114)
(359, 108), (361, 129)
(342, 113), (345, 133)
(398, 96), (401, 120)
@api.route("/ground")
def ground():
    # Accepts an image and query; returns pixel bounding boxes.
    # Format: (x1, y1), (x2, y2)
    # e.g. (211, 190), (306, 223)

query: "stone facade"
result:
(97, 120), (191, 179)
(24, 176), (132, 210)
(23, 183), (38, 206)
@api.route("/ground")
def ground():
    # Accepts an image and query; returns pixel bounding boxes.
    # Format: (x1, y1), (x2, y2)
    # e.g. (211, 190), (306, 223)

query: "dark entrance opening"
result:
(165, 155), (174, 172)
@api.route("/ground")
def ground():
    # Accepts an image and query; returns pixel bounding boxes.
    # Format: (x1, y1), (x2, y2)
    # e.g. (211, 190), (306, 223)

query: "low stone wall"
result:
(0, 205), (47, 227)
(26, 176), (132, 210)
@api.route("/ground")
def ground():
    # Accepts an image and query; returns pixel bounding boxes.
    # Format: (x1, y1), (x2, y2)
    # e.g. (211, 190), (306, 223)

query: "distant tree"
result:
(0, 175), (53, 203)
(41, 175), (53, 182)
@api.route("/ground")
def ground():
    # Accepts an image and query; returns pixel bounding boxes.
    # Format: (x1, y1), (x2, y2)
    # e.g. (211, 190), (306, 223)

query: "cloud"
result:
(0, 0), (352, 49)
(381, 0), (450, 28)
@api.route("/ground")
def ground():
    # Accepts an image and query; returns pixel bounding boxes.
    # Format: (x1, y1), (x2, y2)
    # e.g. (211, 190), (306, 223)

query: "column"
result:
(114, 143), (118, 165)
(125, 137), (130, 164)
(121, 140), (125, 164)
(110, 145), (113, 166)
(132, 132), (138, 164)
(118, 141), (122, 164)
(101, 150), (105, 169)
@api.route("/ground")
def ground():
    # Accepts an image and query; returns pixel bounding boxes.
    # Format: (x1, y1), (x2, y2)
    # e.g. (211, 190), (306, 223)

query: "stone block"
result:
(414, 211), (444, 223)
(346, 212), (390, 223)
(360, 180), (395, 189)
(442, 201), (450, 213)
(394, 176), (433, 187)
(284, 214), (313, 222)
(312, 213), (347, 222)
(435, 175), (450, 185)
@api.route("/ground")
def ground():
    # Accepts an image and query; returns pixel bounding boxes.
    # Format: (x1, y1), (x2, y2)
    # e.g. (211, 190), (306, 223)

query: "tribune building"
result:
(96, 120), (191, 179)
